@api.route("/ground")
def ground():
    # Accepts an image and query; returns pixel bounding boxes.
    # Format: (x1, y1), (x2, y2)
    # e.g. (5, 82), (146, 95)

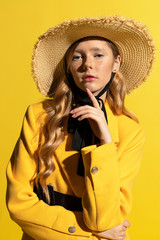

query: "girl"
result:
(6, 16), (155, 240)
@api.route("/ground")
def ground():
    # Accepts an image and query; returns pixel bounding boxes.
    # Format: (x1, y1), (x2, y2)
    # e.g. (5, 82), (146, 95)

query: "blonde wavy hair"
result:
(33, 37), (138, 203)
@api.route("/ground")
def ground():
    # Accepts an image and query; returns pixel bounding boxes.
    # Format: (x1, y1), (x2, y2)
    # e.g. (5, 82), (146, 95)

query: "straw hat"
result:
(32, 15), (155, 96)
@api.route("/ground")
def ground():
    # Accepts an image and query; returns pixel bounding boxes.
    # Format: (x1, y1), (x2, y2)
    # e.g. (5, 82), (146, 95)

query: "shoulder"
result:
(26, 100), (48, 116)
(25, 99), (52, 122)
(22, 100), (53, 133)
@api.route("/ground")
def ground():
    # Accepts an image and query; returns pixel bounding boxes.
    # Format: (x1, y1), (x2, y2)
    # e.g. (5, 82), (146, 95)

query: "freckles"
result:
(101, 60), (113, 70)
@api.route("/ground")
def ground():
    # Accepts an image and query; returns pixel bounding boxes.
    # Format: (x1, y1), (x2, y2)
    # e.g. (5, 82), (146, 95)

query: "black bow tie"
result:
(67, 72), (115, 176)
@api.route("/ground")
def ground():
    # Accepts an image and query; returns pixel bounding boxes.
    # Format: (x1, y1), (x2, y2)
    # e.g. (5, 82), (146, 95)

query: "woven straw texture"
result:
(32, 15), (155, 96)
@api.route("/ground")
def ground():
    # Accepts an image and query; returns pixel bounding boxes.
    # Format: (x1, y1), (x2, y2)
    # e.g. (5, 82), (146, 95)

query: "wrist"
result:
(100, 136), (113, 145)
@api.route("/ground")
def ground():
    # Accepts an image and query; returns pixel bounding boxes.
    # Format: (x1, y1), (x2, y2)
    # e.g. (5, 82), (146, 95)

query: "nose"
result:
(82, 56), (93, 70)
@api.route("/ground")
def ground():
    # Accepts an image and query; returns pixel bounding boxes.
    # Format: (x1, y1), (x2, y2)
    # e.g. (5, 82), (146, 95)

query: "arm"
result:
(81, 120), (145, 231)
(70, 88), (145, 232)
(6, 104), (91, 240)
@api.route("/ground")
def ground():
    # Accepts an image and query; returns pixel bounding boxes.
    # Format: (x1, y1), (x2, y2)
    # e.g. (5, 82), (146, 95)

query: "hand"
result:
(70, 88), (113, 144)
(92, 220), (130, 240)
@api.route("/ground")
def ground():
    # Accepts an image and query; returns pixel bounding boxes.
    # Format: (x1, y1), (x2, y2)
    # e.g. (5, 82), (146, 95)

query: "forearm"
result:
(81, 127), (145, 231)
(82, 142), (121, 231)
(100, 125), (113, 144)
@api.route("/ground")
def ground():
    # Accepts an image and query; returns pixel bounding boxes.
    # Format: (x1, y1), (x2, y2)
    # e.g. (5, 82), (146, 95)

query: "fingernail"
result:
(70, 110), (74, 113)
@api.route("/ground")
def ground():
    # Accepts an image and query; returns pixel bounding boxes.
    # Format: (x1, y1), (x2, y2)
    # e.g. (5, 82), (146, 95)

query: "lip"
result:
(82, 74), (96, 81)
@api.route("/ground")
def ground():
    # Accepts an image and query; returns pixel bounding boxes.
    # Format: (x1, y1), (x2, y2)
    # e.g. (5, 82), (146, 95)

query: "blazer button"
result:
(91, 166), (98, 174)
(68, 226), (76, 233)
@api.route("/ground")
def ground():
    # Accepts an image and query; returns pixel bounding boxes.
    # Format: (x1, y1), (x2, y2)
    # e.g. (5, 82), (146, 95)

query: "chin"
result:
(78, 82), (103, 95)
(90, 87), (103, 95)
(82, 84), (101, 93)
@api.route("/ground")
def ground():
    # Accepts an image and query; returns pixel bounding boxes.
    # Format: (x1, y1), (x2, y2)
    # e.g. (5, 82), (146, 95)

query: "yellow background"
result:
(0, 0), (160, 239)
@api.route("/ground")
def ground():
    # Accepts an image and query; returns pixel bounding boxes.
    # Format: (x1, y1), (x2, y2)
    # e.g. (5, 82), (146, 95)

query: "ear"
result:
(112, 55), (121, 73)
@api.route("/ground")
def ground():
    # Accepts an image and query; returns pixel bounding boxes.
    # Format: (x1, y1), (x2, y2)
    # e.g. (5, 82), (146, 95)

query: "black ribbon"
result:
(67, 72), (115, 176)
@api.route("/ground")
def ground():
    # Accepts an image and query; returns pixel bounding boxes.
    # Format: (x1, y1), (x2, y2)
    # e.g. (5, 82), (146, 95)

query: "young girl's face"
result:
(69, 37), (121, 96)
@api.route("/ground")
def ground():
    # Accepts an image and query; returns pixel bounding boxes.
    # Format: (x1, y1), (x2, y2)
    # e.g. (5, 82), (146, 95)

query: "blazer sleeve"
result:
(6, 104), (91, 240)
(81, 116), (145, 232)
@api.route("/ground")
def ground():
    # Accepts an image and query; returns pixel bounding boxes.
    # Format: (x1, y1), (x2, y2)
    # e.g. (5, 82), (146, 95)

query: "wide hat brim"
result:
(32, 15), (155, 96)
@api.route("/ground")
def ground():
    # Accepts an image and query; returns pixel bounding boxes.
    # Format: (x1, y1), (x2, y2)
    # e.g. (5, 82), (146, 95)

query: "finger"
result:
(119, 233), (126, 240)
(70, 106), (101, 118)
(77, 112), (100, 121)
(70, 105), (95, 114)
(72, 110), (95, 119)
(122, 220), (130, 228)
(120, 229), (126, 235)
(86, 88), (100, 109)
(118, 231), (126, 239)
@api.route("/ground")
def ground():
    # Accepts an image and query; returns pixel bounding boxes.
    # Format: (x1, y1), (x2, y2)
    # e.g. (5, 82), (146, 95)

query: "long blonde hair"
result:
(33, 37), (138, 203)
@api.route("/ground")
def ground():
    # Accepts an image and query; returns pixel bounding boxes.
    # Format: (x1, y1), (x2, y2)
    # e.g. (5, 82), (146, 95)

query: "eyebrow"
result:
(74, 47), (106, 53)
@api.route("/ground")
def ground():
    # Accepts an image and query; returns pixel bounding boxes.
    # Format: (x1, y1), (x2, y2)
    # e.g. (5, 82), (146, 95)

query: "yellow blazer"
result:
(6, 100), (145, 240)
